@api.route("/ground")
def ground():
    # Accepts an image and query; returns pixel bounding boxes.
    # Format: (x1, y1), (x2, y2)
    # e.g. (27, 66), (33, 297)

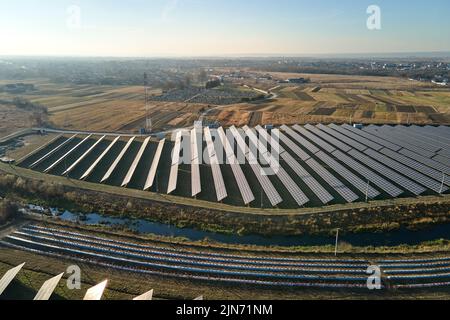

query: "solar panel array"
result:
(101, 136), (136, 183)
(144, 139), (165, 191)
(167, 131), (182, 194)
(217, 127), (255, 205)
(190, 128), (202, 197)
(204, 127), (228, 202)
(230, 126), (282, 206)
(251, 126), (309, 206)
(16, 124), (450, 209)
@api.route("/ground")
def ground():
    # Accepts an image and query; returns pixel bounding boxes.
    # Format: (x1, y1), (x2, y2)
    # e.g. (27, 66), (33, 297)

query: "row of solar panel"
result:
(19, 124), (450, 208)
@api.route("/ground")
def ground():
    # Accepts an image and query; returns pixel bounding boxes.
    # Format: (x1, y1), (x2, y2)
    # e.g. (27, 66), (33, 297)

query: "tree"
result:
(0, 199), (18, 224)
(198, 69), (208, 83)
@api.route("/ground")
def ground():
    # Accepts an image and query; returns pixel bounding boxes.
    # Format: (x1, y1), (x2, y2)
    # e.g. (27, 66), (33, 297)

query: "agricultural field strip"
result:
(63, 135), (106, 176)
(204, 128), (228, 202)
(245, 126), (309, 206)
(80, 136), (121, 180)
(0, 241), (371, 289)
(256, 125), (333, 205)
(17, 134), (63, 165)
(144, 139), (165, 191)
(332, 150), (403, 197)
(303, 124), (352, 152)
(329, 124), (383, 151)
(0, 263), (25, 296)
(11, 230), (369, 274)
(363, 126), (436, 158)
(29, 134), (77, 168)
(167, 131), (183, 194)
(217, 127), (255, 205)
(190, 128), (202, 197)
(348, 149), (426, 195)
(122, 137), (151, 187)
(3, 235), (370, 282)
(315, 151), (380, 199)
(26, 224), (371, 265)
(364, 149), (447, 193)
(278, 129), (358, 202)
(230, 126), (282, 206)
(305, 158), (359, 203)
(101, 136), (136, 183)
(316, 124), (367, 152)
(341, 124), (401, 151)
(44, 134), (93, 173)
(379, 148), (450, 186)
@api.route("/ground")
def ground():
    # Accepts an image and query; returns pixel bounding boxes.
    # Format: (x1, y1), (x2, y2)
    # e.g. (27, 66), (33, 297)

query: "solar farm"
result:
(13, 124), (450, 210)
(2, 224), (450, 295)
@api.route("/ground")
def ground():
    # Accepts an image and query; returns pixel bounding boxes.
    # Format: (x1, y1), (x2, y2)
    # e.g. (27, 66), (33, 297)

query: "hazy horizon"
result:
(1, 0), (450, 57)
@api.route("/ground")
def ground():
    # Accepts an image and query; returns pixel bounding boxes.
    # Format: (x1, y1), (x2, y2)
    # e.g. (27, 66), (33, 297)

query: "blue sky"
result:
(1, 0), (449, 57)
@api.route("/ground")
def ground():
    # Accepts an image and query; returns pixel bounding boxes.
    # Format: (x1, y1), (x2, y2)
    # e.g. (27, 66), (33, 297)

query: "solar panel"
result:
(364, 148), (447, 193)
(281, 151), (334, 204)
(191, 128), (202, 197)
(413, 125), (450, 146)
(278, 131), (311, 161)
(305, 158), (359, 203)
(63, 135), (106, 176)
(363, 127), (435, 158)
(80, 136), (121, 180)
(144, 139), (165, 191)
(17, 134), (63, 165)
(316, 124), (367, 151)
(0, 263), (25, 296)
(332, 150), (403, 197)
(122, 137), (151, 187)
(292, 124), (336, 153)
(433, 154), (450, 166)
(217, 127), (255, 205)
(396, 126), (450, 152)
(304, 124), (352, 152)
(381, 126), (440, 153)
(348, 149), (426, 195)
(34, 273), (64, 300)
(316, 150), (380, 199)
(380, 148), (450, 186)
(44, 134), (93, 173)
(341, 124), (401, 151)
(167, 131), (183, 194)
(101, 136), (136, 183)
(230, 126), (282, 207)
(399, 148), (450, 175)
(83, 280), (108, 300)
(204, 127), (227, 202)
(330, 124), (383, 151)
(251, 126), (309, 206)
(133, 289), (154, 301)
(30, 134), (77, 168)
(281, 125), (320, 154)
